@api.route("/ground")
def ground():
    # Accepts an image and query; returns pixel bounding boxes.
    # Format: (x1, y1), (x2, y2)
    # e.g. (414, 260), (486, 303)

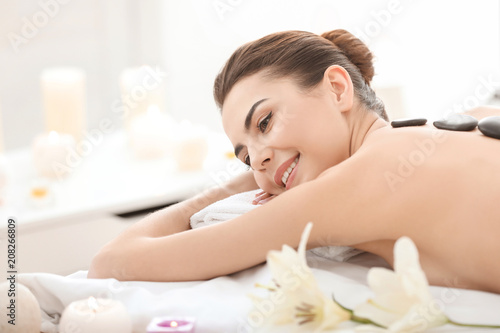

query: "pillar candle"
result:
(120, 66), (165, 129)
(173, 120), (208, 171)
(41, 67), (86, 141)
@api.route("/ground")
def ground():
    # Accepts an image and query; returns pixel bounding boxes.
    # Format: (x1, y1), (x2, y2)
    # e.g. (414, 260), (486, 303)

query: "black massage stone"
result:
(433, 114), (478, 131)
(478, 116), (500, 140)
(391, 118), (427, 128)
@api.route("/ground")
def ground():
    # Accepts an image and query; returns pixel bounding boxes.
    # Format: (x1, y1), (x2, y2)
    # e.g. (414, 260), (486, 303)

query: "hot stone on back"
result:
(478, 116), (500, 140)
(391, 118), (427, 128)
(433, 114), (478, 131)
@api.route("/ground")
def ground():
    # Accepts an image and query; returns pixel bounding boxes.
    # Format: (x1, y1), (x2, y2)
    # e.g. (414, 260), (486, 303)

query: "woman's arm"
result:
(88, 170), (258, 278)
(88, 153), (393, 281)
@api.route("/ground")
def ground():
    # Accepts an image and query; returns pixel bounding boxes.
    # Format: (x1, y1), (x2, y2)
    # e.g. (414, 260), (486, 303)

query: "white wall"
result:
(0, 0), (498, 150)
(162, 0), (499, 125)
(0, 0), (165, 150)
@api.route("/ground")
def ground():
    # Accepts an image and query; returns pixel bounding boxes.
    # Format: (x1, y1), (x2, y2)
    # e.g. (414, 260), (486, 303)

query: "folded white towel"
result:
(190, 190), (363, 262)
(190, 189), (261, 228)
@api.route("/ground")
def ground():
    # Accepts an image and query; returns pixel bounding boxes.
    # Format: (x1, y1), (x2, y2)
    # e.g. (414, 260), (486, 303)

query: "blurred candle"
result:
(59, 297), (132, 333)
(120, 66), (165, 129)
(32, 131), (75, 179)
(0, 282), (41, 333)
(173, 120), (208, 171)
(41, 67), (86, 141)
(129, 104), (173, 159)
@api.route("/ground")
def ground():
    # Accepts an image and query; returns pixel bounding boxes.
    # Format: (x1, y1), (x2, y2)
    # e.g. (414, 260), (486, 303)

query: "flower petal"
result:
(354, 299), (402, 328)
(298, 222), (313, 258)
(388, 303), (448, 332)
(366, 268), (414, 312)
(354, 236), (448, 332)
(248, 222), (350, 331)
(394, 237), (433, 303)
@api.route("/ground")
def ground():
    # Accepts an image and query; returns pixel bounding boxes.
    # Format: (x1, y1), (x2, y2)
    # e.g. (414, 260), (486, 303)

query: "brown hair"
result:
(213, 29), (388, 121)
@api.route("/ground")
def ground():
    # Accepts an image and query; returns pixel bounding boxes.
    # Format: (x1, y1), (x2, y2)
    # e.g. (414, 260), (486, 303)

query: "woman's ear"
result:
(323, 65), (354, 112)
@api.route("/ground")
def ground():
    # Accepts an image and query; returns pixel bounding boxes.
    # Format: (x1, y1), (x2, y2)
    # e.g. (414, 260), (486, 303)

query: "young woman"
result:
(88, 29), (500, 294)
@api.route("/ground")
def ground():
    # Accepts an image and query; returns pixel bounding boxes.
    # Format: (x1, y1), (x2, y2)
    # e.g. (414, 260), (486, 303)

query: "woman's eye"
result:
(258, 112), (273, 133)
(244, 155), (251, 166)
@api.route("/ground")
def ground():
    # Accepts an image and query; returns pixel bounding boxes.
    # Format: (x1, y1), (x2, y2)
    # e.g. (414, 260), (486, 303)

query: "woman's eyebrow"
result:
(244, 98), (268, 130)
(234, 98), (269, 158)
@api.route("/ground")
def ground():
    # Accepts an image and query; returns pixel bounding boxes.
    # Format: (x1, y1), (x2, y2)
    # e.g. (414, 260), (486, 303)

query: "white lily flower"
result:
(248, 222), (350, 332)
(353, 237), (448, 332)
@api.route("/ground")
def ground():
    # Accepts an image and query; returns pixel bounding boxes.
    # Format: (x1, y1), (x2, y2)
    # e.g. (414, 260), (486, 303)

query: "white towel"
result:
(190, 189), (261, 228)
(190, 190), (363, 262)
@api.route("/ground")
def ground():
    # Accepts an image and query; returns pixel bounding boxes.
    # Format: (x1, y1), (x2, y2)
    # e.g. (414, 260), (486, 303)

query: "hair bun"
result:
(321, 29), (375, 85)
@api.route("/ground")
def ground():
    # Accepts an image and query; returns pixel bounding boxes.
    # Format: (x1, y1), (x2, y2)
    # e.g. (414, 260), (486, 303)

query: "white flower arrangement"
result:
(249, 222), (500, 332)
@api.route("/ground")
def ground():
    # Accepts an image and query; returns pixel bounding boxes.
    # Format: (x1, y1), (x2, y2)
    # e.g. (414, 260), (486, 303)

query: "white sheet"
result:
(19, 252), (500, 333)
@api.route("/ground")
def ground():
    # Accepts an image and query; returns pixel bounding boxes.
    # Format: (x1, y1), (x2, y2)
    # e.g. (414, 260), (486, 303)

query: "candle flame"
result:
(48, 131), (60, 143)
(170, 321), (178, 327)
(147, 104), (161, 117)
(87, 297), (99, 312)
(31, 186), (48, 198)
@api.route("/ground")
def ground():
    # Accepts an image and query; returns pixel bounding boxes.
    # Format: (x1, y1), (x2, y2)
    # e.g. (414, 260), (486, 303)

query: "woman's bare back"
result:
(343, 106), (500, 292)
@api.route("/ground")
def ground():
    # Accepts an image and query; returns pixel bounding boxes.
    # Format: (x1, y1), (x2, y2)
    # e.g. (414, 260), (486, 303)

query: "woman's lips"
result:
(285, 158), (299, 190)
(274, 154), (299, 187)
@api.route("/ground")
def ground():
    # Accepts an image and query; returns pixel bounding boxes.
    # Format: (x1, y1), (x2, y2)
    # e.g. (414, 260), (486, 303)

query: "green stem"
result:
(332, 294), (384, 328)
(447, 318), (500, 329)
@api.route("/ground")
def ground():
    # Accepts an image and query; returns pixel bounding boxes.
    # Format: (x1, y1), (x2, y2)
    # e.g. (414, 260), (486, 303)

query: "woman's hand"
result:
(252, 190), (277, 205)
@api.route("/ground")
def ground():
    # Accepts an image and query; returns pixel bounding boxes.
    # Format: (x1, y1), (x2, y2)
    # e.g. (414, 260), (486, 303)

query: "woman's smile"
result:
(275, 154), (300, 189)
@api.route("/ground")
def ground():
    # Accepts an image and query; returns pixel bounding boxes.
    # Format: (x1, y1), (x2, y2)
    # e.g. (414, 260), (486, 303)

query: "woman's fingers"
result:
(254, 190), (265, 198)
(257, 195), (276, 204)
(252, 191), (268, 204)
(252, 191), (275, 205)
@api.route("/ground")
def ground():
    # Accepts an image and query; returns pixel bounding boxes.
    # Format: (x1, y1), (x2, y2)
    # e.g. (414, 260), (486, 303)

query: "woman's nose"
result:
(249, 145), (273, 170)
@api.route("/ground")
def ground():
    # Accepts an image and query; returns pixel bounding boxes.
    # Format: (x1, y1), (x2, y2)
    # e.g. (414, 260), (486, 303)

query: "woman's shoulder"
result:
(462, 105), (500, 120)
(321, 105), (500, 180)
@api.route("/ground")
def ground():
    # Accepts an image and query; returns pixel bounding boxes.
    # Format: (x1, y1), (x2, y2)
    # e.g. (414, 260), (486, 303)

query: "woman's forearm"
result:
(88, 170), (258, 278)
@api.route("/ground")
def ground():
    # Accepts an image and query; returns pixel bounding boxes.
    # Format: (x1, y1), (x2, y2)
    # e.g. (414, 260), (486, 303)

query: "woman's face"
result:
(222, 72), (351, 195)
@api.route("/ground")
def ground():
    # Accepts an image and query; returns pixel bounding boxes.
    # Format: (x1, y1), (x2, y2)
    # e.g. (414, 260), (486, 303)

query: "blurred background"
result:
(0, 0), (499, 150)
(0, 0), (499, 274)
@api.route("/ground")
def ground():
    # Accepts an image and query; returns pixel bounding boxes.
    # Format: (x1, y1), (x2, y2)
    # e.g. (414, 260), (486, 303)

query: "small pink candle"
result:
(146, 316), (195, 333)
